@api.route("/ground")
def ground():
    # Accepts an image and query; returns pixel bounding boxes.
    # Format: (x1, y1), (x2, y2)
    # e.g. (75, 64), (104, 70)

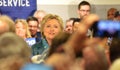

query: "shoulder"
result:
(31, 39), (46, 55)
(32, 41), (42, 48)
(36, 32), (41, 37)
(21, 63), (53, 70)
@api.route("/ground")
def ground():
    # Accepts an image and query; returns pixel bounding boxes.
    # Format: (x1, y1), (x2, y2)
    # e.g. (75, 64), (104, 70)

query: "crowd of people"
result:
(0, 1), (120, 70)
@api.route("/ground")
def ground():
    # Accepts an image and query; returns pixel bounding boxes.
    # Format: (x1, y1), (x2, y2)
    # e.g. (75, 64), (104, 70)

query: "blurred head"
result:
(83, 46), (109, 70)
(110, 58), (120, 70)
(72, 18), (80, 32)
(64, 18), (74, 34)
(48, 32), (71, 57)
(73, 22), (79, 32)
(27, 16), (39, 37)
(110, 38), (120, 63)
(0, 32), (31, 70)
(0, 15), (15, 35)
(15, 19), (31, 39)
(114, 11), (120, 21)
(41, 14), (63, 40)
(78, 1), (91, 19)
(33, 10), (46, 25)
(107, 8), (117, 20)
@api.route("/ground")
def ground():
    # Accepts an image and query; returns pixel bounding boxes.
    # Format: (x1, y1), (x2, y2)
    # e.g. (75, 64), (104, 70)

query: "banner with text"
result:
(0, 0), (37, 20)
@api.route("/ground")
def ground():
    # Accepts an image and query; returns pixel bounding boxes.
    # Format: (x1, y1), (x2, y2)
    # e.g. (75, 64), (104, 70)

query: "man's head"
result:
(107, 8), (117, 20)
(72, 18), (80, 32)
(64, 18), (74, 34)
(0, 15), (15, 35)
(27, 16), (39, 37)
(83, 46), (109, 70)
(33, 10), (46, 26)
(114, 11), (120, 21)
(77, 1), (91, 19)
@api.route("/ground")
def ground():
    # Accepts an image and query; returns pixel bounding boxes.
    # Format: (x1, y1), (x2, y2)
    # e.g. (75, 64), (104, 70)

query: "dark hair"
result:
(72, 18), (81, 26)
(78, 1), (91, 10)
(114, 11), (120, 17)
(84, 46), (109, 70)
(26, 16), (39, 23)
(110, 38), (120, 63)
(66, 18), (75, 22)
(48, 32), (71, 57)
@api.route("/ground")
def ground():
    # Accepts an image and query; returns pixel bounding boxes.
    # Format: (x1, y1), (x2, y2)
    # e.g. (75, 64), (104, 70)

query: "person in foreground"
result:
(0, 32), (31, 70)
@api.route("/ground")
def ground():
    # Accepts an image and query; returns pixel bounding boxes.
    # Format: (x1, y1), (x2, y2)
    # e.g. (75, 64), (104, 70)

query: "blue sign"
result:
(0, 0), (36, 20)
(25, 38), (36, 47)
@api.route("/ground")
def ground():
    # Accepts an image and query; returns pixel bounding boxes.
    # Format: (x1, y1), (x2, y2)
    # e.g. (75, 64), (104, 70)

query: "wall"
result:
(37, 0), (120, 21)
(37, 0), (120, 5)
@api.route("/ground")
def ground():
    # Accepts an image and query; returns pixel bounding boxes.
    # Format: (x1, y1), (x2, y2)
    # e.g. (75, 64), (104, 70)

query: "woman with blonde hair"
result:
(31, 14), (64, 63)
(15, 19), (31, 39)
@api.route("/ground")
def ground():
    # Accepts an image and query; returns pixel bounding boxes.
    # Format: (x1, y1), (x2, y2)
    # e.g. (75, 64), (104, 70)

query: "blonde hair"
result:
(41, 14), (64, 38)
(0, 15), (15, 34)
(15, 19), (31, 38)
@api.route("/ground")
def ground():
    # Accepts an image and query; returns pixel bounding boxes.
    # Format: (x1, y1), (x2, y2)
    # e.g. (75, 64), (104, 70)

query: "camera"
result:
(91, 20), (120, 38)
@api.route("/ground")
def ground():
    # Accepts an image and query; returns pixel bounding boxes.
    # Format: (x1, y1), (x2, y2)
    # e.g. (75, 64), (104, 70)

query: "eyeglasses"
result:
(79, 10), (90, 12)
(29, 25), (38, 28)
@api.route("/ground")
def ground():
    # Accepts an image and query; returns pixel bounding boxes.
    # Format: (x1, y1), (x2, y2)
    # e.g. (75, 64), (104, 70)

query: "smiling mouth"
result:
(49, 33), (55, 35)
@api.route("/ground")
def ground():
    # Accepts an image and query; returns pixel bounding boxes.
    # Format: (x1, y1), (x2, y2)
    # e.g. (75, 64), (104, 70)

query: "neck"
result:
(46, 38), (52, 46)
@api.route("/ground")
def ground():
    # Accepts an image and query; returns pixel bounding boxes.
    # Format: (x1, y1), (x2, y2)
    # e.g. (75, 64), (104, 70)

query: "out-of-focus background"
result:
(37, 0), (120, 21)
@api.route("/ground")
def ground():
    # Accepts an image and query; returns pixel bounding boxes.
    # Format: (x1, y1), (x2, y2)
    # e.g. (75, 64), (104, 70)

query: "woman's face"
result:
(15, 22), (26, 38)
(43, 19), (61, 40)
